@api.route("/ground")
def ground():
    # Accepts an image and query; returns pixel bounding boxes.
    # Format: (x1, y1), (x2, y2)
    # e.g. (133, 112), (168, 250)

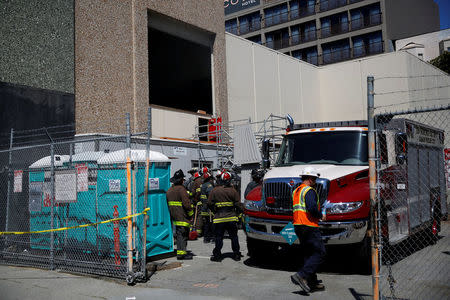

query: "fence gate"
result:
(373, 103), (449, 299)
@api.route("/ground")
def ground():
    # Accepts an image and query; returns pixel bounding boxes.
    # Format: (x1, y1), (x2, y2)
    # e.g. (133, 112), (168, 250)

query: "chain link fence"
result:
(372, 94), (449, 297)
(0, 112), (173, 283)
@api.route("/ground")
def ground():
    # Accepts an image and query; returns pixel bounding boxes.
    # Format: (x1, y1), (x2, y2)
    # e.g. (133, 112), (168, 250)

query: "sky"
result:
(435, 0), (450, 29)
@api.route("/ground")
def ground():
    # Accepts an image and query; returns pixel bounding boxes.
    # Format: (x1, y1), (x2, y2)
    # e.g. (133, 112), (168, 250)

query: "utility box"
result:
(29, 155), (69, 250)
(96, 149), (173, 259)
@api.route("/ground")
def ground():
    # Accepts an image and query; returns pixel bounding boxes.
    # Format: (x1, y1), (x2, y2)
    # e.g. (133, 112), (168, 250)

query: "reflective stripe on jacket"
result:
(166, 184), (194, 227)
(207, 185), (243, 224)
(292, 184), (320, 227)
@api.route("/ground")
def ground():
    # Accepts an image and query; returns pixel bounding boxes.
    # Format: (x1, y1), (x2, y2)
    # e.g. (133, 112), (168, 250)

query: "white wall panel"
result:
(226, 34), (449, 126)
(151, 107), (199, 139)
(253, 46), (281, 120)
(225, 35), (256, 123)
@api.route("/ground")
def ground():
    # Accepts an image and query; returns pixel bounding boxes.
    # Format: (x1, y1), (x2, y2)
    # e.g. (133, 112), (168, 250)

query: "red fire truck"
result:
(244, 118), (447, 267)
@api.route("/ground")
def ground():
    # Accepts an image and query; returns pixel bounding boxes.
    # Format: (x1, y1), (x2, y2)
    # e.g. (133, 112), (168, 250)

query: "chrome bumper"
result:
(245, 216), (367, 245)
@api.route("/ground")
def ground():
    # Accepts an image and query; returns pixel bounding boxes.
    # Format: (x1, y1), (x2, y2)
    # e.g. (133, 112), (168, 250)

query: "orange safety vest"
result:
(292, 184), (320, 227)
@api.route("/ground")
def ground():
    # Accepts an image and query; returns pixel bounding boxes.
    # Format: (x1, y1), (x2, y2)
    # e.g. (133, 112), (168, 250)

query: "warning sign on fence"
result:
(14, 170), (23, 193)
(76, 164), (89, 192)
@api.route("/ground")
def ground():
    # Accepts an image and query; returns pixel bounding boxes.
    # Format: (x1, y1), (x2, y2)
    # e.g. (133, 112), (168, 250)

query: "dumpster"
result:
(96, 149), (173, 259)
(65, 151), (106, 252)
(29, 155), (69, 250)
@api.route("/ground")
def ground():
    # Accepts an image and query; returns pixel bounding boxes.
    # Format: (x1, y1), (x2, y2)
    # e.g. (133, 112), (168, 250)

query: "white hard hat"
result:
(300, 167), (320, 178)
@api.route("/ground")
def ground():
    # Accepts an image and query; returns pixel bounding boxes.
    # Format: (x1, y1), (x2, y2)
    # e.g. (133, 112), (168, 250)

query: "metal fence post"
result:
(125, 113), (133, 279)
(5, 129), (14, 244)
(367, 76), (380, 300)
(50, 142), (55, 270)
(142, 107), (151, 277)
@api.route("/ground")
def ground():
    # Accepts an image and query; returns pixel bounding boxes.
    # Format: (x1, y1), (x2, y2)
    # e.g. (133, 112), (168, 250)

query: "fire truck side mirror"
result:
(262, 139), (271, 169)
(395, 132), (408, 165)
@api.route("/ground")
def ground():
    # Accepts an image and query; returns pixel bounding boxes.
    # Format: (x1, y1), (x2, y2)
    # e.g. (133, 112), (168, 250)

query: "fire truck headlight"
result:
(326, 201), (363, 214)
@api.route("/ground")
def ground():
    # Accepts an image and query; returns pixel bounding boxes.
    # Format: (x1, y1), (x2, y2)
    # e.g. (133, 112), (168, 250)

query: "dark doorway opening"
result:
(148, 27), (213, 114)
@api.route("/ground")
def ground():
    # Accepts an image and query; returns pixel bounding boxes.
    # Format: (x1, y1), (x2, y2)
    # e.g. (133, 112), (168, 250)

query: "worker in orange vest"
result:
(290, 167), (326, 293)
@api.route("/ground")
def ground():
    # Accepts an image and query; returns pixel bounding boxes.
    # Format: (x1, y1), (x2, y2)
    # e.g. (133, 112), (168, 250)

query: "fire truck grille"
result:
(264, 180), (328, 214)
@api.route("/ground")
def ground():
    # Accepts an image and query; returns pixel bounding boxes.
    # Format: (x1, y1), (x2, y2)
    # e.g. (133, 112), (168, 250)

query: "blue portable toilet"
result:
(65, 151), (106, 252)
(29, 155), (69, 250)
(96, 149), (173, 259)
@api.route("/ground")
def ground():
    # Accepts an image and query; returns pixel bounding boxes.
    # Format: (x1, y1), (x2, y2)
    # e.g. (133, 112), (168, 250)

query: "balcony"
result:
(320, 22), (349, 39)
(265, 30), (318, 50)
(264, 10), (290, 28)
(318, 40), (384, 65)
(239, 20), (262, 35)
(290, 4), (316, 21)
(319, 0), (347, 12)
(350, 13), (382, 31)
(352, 40), (384, 58)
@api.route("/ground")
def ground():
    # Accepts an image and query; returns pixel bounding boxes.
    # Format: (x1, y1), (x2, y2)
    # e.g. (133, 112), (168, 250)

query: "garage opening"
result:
(148, 12), (214, 115)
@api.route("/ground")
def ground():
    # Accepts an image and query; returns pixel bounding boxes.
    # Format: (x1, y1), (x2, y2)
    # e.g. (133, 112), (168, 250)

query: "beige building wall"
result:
(75, 0), (227, 134)
(226, 33), (450, 125)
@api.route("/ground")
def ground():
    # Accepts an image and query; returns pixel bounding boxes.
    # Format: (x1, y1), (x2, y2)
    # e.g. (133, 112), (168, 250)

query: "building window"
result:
(226, 19), (238, 35)
(239, 12), (261, 35)
(264, 3), (288, 27)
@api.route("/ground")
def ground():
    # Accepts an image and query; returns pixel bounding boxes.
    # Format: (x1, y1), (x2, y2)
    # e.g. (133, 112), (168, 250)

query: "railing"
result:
(225, 3), (382, 38)
(319, 40), (384, 65)
(320, 22), (349, 38)
(264, 30), (317, 49)
(350, 13), (382, 31)
(289, 4), (316, 21)
(264, 10), (290, 28)
(319, 0), (347, 12)
(239, 20), (262, 34)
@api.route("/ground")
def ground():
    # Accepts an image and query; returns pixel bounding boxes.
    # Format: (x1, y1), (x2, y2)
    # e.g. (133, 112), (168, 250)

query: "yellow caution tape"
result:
(0, 208), (150, 236)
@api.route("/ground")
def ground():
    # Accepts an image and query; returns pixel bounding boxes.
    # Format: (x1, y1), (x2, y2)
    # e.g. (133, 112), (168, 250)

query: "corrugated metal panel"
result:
(233, 124), (261, 165)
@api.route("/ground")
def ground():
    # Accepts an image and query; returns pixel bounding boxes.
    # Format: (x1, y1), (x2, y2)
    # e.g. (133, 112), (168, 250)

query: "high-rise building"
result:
(225, 0), (440, 65)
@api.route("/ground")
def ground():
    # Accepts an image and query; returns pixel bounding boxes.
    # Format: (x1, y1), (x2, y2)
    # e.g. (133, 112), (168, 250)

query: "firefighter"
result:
(244, 169), (264, 198)
(191, 169), (205, 237)
(207, 171), (243, 262)
(183, 168), (197, 195)
(200, 171), (215, 243)
(167, 169), (194, 260)
(290, 167), (326, 293)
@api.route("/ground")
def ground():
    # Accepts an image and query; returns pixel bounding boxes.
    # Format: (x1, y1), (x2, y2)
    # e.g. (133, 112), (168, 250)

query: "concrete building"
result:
(0, 0), (228, 141)
(225, 0), (440, 66)
(396, 28), (450, 61)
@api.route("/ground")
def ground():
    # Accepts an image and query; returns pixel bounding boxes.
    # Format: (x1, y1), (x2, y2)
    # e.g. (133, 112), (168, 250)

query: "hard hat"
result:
(299, 167), (320, 178)
(201, 167), (209, 174)
(194, 171), (201, 179)
(215, 170), (222, 178)
(221, 171), (232, 182)
(170, 169), (185, 183)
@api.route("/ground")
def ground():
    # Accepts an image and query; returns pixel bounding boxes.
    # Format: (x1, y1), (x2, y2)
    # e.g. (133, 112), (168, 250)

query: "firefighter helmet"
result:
(221, 171), (232, 182)
(170, 169), (185, 183)
(299, 167), (320, 178)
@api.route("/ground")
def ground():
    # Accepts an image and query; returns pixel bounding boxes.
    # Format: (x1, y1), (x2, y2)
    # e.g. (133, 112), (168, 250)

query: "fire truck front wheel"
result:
(246, 237), (277, 260)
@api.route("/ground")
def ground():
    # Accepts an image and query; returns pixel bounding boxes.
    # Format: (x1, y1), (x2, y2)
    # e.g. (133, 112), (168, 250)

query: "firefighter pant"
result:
(176, 225), (189, 256)
(294, 225), (326, 281)
(202, 215), (215, 241)
(213, 221), (240, 257)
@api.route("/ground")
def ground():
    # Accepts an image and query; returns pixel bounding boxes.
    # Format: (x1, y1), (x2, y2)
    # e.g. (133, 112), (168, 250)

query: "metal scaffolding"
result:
(194, 114), (288, 170)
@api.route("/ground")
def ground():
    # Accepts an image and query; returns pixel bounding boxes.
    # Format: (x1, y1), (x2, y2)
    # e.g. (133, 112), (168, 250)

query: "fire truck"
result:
(243, 118), (447, 267)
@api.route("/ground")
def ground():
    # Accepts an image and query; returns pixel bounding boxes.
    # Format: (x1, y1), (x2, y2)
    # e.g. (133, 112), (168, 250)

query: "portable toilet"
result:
(65, 151), (106, 253)
(29, 155), (69, 250)
(96, 149), (173, 259)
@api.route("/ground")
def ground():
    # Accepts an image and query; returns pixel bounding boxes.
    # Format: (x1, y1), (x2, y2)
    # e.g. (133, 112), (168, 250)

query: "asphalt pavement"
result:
(1, 221), (449, 300)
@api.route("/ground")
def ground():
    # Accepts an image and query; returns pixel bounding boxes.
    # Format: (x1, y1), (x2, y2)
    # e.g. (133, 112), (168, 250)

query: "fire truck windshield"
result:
(276, 131), (368, 166)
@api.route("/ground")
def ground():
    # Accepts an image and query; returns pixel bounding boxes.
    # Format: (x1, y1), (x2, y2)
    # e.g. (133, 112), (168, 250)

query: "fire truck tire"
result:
(356, 236), (372, 275)
(246, 237), (276, 260)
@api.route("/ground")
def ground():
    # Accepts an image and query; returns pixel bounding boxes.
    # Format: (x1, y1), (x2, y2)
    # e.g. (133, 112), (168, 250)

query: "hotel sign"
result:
(225, 0), (260, 15)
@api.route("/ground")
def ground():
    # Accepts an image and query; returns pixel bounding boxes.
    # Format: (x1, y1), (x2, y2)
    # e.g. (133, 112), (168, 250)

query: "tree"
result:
(429, 51), (450, 74)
